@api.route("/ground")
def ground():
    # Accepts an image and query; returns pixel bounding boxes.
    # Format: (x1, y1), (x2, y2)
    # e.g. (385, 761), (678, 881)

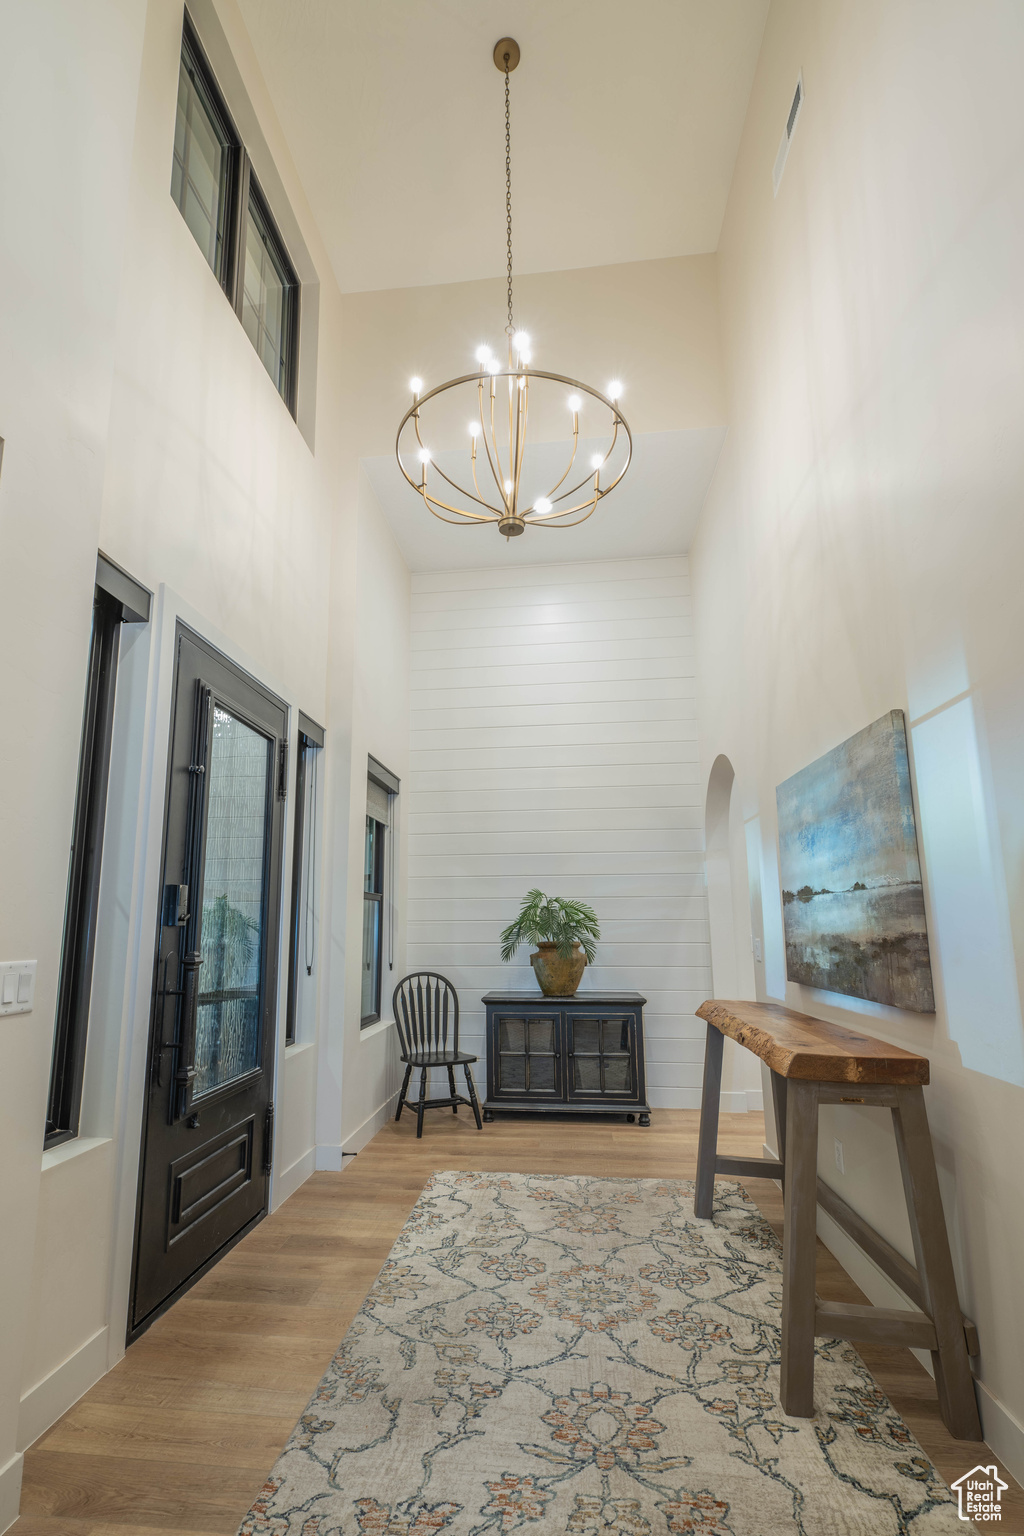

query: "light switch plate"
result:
(0, 959), (36, 1015)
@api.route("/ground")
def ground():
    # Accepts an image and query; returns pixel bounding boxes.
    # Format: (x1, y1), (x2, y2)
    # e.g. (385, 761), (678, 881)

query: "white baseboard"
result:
(976, 1378), (1024, 1486)
(816, 1202), (1024, 1484)
(17, 1326), (109, 1453)
(273, 1145), (316, 1208)
(317, 1090), (400, 1170)
(0, 1450), (23, 1536)
(647, 1088), (763, 1112)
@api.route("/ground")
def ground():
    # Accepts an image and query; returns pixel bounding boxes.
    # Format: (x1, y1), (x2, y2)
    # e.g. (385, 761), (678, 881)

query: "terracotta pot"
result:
(530, 942), (586, 997)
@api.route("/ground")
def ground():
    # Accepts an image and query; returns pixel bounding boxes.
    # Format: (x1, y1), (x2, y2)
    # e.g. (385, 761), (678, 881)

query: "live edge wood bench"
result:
(694, 998), (982, 1441)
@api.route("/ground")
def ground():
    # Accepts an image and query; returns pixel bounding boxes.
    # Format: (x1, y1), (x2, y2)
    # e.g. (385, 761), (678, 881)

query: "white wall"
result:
(406, 555), (744, 1110)
(0, 0), (410, 1519)
(693, 0), (1024, 1477)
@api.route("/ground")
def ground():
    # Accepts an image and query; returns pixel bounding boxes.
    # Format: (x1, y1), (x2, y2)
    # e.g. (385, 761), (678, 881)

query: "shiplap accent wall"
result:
(406, 556), (712, 1109)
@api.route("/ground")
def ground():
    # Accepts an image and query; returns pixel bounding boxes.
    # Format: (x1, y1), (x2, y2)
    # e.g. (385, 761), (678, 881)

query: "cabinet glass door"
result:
(495, 1014), (560, 1096)
(568, 1015), (635, 1097)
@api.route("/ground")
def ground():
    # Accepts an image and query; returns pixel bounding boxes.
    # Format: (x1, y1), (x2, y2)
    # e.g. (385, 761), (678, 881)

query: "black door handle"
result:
(173, 950), (203, 1120)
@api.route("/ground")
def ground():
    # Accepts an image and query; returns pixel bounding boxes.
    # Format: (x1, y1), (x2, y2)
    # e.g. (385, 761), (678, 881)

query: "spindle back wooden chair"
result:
(392, 971), (483, 1138)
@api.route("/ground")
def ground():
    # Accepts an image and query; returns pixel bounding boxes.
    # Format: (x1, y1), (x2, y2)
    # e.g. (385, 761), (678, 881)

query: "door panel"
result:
(131, 625), (286, 1337)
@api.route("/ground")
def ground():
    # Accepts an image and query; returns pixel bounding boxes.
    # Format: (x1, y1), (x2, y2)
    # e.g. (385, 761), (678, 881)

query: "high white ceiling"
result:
(362, 428), (726, 572)
(237, 0), (769, 294)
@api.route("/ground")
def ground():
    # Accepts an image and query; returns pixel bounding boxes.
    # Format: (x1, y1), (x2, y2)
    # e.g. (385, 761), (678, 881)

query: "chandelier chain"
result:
(504, 59), (513, 334)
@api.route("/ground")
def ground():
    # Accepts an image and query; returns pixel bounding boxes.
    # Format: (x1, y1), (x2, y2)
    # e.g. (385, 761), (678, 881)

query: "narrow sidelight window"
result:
(286, 714), (324, 1045)
(47, 558), (151, 1146)
(170, 14), (300, 414)
(361, 757), (399, 1027)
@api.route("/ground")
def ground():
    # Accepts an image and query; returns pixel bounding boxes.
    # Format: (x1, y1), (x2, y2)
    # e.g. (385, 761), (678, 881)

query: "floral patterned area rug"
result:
(239, 1172), (971, 1536)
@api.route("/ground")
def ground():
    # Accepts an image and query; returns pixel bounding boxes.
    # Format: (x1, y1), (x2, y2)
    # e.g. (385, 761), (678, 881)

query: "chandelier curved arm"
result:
(549, 415), (625, 511)
(411, 409), (504, 515)
(542, 412), (580, 502)
(422, 486), (495, 524)
(512, 372), (529, 511)
(484, 375), (510, 510)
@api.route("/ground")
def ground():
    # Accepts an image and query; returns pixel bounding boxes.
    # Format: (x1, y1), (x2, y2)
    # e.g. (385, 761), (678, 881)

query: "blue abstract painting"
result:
(776, 710), (935, 1012)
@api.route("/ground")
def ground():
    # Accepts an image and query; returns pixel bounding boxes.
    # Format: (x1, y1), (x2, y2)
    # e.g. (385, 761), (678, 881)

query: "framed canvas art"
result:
(776, 710), (935, 1012)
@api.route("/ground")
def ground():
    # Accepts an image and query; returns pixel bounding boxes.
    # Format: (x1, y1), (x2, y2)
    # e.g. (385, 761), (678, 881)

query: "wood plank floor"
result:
(15, 1109), (1023, 1533)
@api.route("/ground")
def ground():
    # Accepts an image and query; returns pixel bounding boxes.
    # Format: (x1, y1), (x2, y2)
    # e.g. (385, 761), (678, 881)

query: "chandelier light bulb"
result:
(504, 479), (513, 494)
(418, 448), (432, 465)
(475, 345), (491, 363)
(608, 380), (622, 400)
(534, 497), (552, 514)
(488, 357), (502, 375)
(567, 394), (582, 413)
(409, 376), (423, 393)
(514, 331), (530, 352)
(517, 375), (527, 389)
(468, 421), (481, 438)
(590, 453), (604, 470)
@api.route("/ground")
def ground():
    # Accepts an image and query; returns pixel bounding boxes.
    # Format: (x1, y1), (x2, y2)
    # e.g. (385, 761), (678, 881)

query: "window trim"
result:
(285, 715), (324, 1046)
(238, 169), (300, 415)
(173, 11), (299, 415)
(361, 815), (386, 1028)
(176, 13), (241, 290)
(361, 757), (400, 1029)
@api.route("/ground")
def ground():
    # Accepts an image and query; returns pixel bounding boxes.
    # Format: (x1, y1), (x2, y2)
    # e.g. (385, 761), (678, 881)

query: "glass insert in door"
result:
(497, 1015), (558, 1093)
(571, 1016), (634, 1095)
(193, 706), (271, 1098)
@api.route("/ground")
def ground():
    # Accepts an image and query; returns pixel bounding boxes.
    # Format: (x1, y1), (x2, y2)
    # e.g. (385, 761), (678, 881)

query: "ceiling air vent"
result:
(773, 73), (803, 197)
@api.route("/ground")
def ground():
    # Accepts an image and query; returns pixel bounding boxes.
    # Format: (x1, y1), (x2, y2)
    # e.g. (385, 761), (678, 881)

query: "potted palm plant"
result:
(499, 889), (600, 997)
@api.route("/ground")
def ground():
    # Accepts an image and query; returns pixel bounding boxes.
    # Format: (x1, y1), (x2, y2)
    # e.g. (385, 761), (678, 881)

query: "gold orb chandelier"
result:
(396, 38), (632, 539)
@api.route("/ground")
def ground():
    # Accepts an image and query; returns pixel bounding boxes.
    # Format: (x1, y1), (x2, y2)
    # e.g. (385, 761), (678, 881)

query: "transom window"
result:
(171, 14), (299, 412)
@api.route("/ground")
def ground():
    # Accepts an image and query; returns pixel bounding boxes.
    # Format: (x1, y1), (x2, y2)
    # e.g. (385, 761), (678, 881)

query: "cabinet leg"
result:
(483, 1109), (495, 1123)
(694, 1023), (723, 1217)
(780, 1080), (818, 1418)
(639, 1113), (650, 1126)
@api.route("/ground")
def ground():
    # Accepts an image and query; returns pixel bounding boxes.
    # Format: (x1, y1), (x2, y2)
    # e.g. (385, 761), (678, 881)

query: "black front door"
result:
(131, 624), (287, 1337)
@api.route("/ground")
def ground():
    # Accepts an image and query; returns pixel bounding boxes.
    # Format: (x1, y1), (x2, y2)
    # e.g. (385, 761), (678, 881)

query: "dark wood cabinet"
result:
(482, 990), (650, 1123)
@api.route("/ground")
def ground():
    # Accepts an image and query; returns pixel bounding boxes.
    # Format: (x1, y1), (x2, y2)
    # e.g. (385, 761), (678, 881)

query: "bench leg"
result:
(395, 1065), (412, 1122)
(770, 1070), (788, 1192)
(780, 1080), (819, 1418)
(892, 1086), (982, 1441)
(694, 1023), (724, 1218)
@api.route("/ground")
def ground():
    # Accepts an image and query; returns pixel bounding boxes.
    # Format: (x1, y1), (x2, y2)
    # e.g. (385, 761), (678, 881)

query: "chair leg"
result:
(694, 1022), (723, 1218)
(780, 1080), (819, 1418)
(416, 1067), (428, 1139)
(463, 1063), (483, 1130)
(395, 1065), (412, 1122)
(891, 1086), (983, 1441)
(447, 1064), (458, 1114)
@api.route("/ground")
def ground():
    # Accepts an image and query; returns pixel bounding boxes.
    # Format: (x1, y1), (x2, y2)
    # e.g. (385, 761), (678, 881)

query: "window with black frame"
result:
(46, 557), (151, 1147)
(171, 14), (299, 411)
(361, 757), (399, 1027)
(285, 714), (324, 1046)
